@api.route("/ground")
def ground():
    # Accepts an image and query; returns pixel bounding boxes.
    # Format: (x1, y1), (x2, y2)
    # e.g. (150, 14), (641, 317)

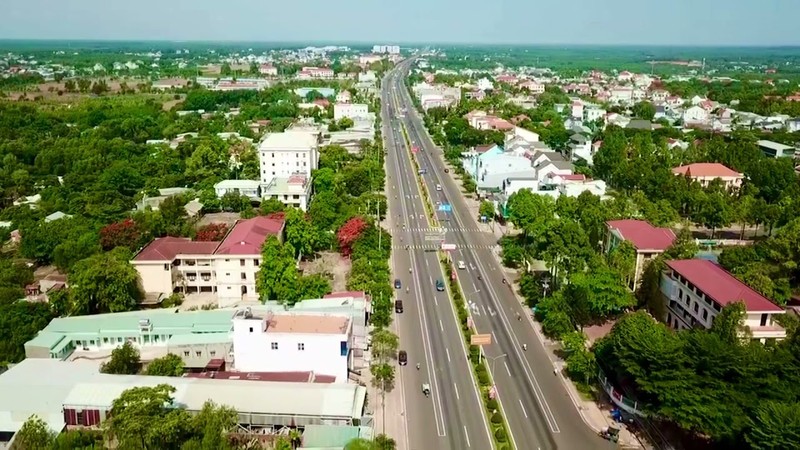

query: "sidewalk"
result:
(441, 161), (645, 449)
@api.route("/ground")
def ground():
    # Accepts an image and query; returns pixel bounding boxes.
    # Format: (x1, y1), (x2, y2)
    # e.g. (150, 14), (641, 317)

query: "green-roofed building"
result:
(299, 424), (373, 449)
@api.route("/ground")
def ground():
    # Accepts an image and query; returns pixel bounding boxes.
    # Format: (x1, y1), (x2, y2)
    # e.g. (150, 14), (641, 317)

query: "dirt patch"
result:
(196, 212), (241, 228)
(162, 97), (184, 111)
(301, 251), (350, 292)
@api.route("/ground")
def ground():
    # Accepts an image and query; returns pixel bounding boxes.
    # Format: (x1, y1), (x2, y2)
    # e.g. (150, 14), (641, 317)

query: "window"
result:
(225, 259), (230, 262)
(164, 263), (170, 271)
(117, 337), (123, 343)
(272, 153), (275, 157)
(693, 303), (699, 313)
(225, 273), (230, 276)
(240, 259), (245, 266)
(298, 343), (305, 351)
(89, 340), (95, 346)
(271, 342), (279, 350)
(241, 272), (246, 280)
(183, 351), (190, 357)
(340, 341), (348, 356)
(249, 327), (254, 333)
(254, 259), (260, 266)
(210, 351), (216, 357)
(702, 309), (708, 321)
(103, 337), (109, 344)
(195, 351), (202, 357)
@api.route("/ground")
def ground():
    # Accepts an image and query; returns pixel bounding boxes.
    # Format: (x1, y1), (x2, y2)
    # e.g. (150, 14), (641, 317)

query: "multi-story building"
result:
(131, 217), (285, 306)
(258, 130), (319, 179)
(672, 163), (744, 190)
(232, 309), (353, 382)
(661, 259), (786, 342)
(606, 219), (676, 288)
(258, 64), (278, 76)
(333, 103), (369, 120)
(261, 173), (313, 211)
(297, 66), (334, 80)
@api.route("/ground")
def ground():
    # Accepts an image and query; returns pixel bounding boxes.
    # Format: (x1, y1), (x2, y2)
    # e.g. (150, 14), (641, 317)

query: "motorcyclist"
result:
(522, 344), (528, 351)
(406, 287), (409, 293)
(409, 268), (412, 274)
(416, 363), (420, 370)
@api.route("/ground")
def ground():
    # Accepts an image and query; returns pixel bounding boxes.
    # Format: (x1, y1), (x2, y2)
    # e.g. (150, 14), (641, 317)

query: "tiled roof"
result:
(134, 237), (220, 261)
(607, 219), (676, 251)
(215, 217), (285, 255)
(672, 163), (742, 178)
(666, 259), (783, 312)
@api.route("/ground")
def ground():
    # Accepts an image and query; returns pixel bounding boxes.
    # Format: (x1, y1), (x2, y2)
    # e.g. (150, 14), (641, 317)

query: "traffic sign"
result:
(471, 334), (493, 346)
(441, 243), (456, 251)
(438, 203), (452, 212)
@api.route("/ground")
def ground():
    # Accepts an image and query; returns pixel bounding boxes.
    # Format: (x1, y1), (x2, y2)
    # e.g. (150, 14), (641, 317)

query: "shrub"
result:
(475, 363), (487, 376)
(486, 398), (498, 411)
(477, 371), (490, 386)
(491, 412), (503, 424)
(495, 428), (508, 443)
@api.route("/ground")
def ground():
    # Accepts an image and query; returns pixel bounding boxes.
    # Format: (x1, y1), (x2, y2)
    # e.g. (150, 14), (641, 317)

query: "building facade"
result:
(661, 259), (786, 343)
(258, 130), (320, 179)
(606, 219), (676, 288)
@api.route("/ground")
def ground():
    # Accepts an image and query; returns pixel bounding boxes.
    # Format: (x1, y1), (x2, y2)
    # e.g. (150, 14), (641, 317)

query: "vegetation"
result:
(100, 341), (140, 375)
(145, 353), (185, 377)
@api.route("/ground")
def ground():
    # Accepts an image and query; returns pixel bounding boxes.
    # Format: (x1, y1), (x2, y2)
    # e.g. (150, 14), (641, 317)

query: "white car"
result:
(458, 261), (466, 270)
(436, 184), (442, 191)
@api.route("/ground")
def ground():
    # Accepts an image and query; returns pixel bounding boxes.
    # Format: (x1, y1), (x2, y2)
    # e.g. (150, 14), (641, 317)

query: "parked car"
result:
(458, 260), (466, 270)
(395, 300), (404, 313)
(394, 279), (402, 289)
(435, 279), (445, 291)
(399, 350), (408, 365)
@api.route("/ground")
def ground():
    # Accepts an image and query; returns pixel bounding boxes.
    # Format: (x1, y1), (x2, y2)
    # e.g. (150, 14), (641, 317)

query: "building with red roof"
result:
(606, 219), (676, 287)
(132, 217), (285, 306)
(672, 163), (743, 190)
(662, 259), (785, 342)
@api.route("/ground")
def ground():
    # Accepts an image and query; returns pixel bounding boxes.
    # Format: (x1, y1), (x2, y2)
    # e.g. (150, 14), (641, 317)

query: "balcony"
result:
(749, 325), (786, 340)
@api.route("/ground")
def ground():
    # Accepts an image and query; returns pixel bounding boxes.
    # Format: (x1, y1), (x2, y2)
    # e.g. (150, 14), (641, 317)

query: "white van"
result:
(436, 184), (442, 191)
(458, 261), (466, 270)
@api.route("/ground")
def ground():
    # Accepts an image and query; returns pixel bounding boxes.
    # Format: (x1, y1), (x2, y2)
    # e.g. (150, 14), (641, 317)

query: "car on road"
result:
(436, 184), (442, 191)
(435, 279), (445, 291)
(394, 279), (402, 289)
(398, 350), (408, 365)
(395, 300), (403, 313)
(458, 260), (466, 270)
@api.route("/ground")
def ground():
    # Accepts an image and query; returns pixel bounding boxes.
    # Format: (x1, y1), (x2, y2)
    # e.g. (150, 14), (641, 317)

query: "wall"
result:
(167, 342), (233, 368)
(232, 318), (350, 382)
(135, 261), (173, 294)
(215, 256), (260, 303)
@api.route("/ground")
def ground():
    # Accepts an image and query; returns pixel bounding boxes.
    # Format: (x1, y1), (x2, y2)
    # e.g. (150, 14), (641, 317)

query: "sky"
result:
(3, 0), (799, 46)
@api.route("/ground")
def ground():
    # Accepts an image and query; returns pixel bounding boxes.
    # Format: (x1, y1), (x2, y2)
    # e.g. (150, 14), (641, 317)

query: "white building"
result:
(336, 90), (352, 103)
(334, 103), (369, 120)
(232, 310), (352, 382)
(131, 217), (285, 306)
(683, 105), (709, 125)
(476, 78), (494, 91)
(259, 64), (278, 76)
(214, 180), (261, 201)
(258, 131), (320, 180)
(261, 174), (313, 211)
(662, 259), (786, 343)
(584, 107), (606, 123)
(297, 67), (334, 80)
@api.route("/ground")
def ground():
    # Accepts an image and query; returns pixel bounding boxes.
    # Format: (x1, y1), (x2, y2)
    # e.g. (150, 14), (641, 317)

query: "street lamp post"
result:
(486, 353), (508, 375)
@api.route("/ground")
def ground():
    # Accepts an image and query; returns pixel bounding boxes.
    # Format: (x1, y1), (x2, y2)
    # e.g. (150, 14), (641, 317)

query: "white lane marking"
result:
(519, 399), (529, 418)
(464, 426), (471, 448)
(429, 276), (433, 285)
(481, 304), (488, 316)
(446, 347), (451, 363)
(439, 319), (444, 332)
(434, 296), (438, 306)
(454, 383), (460, 400)
(504, 361), (512, 377)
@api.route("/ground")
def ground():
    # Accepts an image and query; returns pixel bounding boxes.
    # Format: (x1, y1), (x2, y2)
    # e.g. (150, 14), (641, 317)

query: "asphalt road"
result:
(381, 69), (494, 450)
(388, 59), (612, 450)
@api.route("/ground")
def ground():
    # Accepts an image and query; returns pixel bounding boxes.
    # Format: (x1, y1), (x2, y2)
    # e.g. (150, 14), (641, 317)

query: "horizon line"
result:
(1, 38), (799, 49)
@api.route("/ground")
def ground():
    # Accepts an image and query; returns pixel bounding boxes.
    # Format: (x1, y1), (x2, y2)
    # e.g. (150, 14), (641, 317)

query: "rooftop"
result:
(672, 163), (743, 178)
(0, 358), (367, 422)
(186, 370), (336, 383)
(666, 259), (783, 313)
(259, 131), (319, 151)
(215, 217), (285, 255)
(607, 219), (676, 252)
(134, 237), (220, 261)
(266, 315), (350, 335)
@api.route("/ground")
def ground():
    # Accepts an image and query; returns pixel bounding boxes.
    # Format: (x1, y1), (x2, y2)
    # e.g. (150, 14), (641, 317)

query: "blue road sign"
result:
(438, 203), (452, 212)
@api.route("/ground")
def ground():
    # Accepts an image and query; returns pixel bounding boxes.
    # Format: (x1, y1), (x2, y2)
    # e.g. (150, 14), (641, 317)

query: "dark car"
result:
(395, 300), (404, 313)
(394, 279), (402, 289)
(398, 350), (408, 366)
(435, 279), (445, 291)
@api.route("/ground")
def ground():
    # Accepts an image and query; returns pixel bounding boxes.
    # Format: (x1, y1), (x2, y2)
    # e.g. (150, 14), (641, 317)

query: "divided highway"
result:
(381, 68), (493, 449)
(387, 59), (610, 450)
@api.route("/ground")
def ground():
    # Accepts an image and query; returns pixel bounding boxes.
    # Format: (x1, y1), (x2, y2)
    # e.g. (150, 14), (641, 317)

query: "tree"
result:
(219, 192), (251, 212)
(337, 217), (369, 257)
(195, 223), (229, 241)
(710, 302), (750, 344)
(370, 328), (399, 361)
(693, 191), (733, 238)
(607, 240), (636, 287)
(145, 353), (185, 377)
(255, 236), (298, 302)
(100, 218), (142, 251)
(478, 200), (495, 221)
(563, 267), (636, 326)
(259, 197), (286, 215)
(745, 401), (800, 450)
(12, 415), (55, 450)
(632, 101), (656, 120)
(69, 248), (143, 315)
(104, 384), (191, 450)
(285, 208), (319, 259)
(101, 341), (141, 375)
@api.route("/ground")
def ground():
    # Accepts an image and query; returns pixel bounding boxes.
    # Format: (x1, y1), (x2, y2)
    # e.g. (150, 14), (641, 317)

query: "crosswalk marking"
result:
(391, 244), (496, 250)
